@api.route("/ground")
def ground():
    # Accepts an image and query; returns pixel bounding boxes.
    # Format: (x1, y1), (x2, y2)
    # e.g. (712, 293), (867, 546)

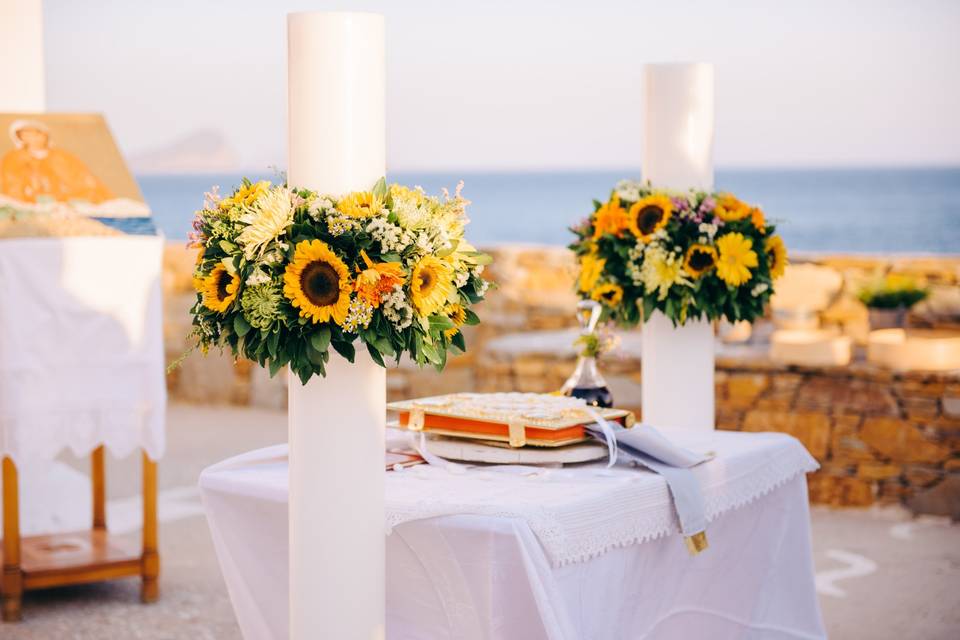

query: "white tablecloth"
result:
(199, 430), (826, 639)
(0, 236), (166, 465)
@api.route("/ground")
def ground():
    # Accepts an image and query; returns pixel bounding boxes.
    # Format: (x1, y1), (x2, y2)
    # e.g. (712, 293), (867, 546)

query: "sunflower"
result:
(201, 263), (240, 313)
(715, 194), (751, 222)
(355, 249), (406, 308)
(444, 303), (467, 338)
(683, 244), (718, 278)
(764, 235), (788, 280)
(390, 184), (426, 206)
(283, 240), (352, 325)
(591, 282), (623, 307)
(337, 191), (384, 219)
(627, 194), (673, 241)
(591, 196), (628, 239)
(219, 180), (270, 210)
(236, 186), (294, 259)
(749, 207), (766, 234)
(410, 256), (456, 317)
(715, 233), (759, 287)
(578, 252), (606, 293)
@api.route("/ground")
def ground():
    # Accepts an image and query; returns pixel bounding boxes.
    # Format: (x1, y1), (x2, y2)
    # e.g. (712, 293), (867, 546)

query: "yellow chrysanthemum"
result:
(591, 196), (629, 239)
(411, 256), (456, 317)
(355, 249), (406, 308)
(765, 235), (788, 280)
(750, 207), (766, 234)
(390, 184), (426, 206)
(578, 252), (606, 293)
(715, 233), (759, 287)
(683, 244), (718, 278)
(639, 243), (692, 300)
(591, 282), (624, 307)
(236, 186), (294, 259)
(220, 180), (270, 210)
(628, 194), (673, 242)
(715, 194), (751, 222)
(283, 240), (352, 325)
(201, 263), (240, 313)
(444, 303), (467, 338)
(337, 191), (384, 218)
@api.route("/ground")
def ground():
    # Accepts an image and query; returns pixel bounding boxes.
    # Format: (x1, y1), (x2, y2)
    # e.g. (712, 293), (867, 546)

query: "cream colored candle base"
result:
(287, 11), (387, 640)
(641, 311), (716, 430)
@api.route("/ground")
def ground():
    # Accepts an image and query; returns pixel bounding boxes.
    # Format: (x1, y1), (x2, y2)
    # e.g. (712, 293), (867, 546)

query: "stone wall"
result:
(163, 243), (960, 515)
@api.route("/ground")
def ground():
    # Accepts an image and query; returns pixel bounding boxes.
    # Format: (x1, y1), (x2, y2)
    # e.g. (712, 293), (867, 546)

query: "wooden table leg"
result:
(92, 446), (106, 531)
(140, 451), (159, 603)
(2, 457), (23, 622)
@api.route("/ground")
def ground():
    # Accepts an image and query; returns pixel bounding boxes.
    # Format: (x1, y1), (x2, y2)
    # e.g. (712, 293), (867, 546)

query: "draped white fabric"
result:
(0, 237), (166, 465)
(199, 431), (825, 639)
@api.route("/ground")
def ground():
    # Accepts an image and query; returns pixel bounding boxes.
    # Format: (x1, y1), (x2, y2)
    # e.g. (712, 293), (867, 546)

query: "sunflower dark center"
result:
(636, 206), (664, 235)
(215, 270), (233, 300)
(301, 261), (341, 307)
(601, 289), (617, 301)
(688, 249), (715, 271)
(418, 269), (435, 293)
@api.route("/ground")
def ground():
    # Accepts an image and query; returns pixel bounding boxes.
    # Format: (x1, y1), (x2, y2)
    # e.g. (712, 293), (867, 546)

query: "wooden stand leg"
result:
(140, 452), (159, 603)
(2, 457), (23, 622)
(92, 446), (106, 531)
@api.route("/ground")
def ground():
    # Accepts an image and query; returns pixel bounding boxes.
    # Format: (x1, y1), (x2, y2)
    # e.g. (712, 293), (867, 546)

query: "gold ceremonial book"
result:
(387, 392), (635, 448)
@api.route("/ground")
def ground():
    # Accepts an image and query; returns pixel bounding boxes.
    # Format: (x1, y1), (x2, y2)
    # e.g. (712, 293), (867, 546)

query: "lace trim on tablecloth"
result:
(385, 432), (818, 567)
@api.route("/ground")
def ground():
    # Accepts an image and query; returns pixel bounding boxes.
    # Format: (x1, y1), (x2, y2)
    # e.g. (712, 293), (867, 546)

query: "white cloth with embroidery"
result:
(0, 237), (166, 465)
(199, 428), (825, 639)
(389, 428), (818, 566)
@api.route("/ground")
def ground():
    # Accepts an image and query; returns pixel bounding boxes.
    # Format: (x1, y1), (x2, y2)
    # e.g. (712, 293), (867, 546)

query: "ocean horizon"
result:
(139, 167), (960, 255)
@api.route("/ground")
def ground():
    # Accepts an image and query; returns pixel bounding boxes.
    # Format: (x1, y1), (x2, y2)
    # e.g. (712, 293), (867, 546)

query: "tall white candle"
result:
(287, 12), (386, 640)
(0, 0), (45, 111)
(641, 63), (716, 431)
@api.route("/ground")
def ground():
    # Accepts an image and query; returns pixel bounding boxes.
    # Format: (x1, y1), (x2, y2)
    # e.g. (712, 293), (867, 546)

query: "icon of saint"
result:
(1, 119), (114, 204)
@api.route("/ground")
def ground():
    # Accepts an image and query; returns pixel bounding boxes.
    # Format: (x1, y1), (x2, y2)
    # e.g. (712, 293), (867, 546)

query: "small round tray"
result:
(424, 436), (608, 465)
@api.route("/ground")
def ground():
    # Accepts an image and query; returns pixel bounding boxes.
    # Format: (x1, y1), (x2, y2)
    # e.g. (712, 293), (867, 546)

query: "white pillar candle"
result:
(641, 63), (716, 430)
(0, 0), (45, 111)
(287, 12), (386, 640)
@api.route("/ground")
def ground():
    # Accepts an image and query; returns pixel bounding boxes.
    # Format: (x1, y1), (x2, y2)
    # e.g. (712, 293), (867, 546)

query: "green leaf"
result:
(428, 314), (455, 332)
(219, 240), (237, 254)
(267, 329), (281, 357)
(642, 296), (656, 323)
(331, 340), (355, 363)
(268, 357), (284, 378)
(366, 342), (385, 367)
(309, 326), (331, 354)
(371, 176), (388, 199)
(435, 239), (459, 258)
(461, 251), (493, 266)
(451, 331), (466, 352)
(463, 309), (481, 326)
(234, 314), (252, 337)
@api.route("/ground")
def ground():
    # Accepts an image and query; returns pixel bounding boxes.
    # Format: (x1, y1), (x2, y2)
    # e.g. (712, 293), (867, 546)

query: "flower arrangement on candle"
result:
(186, 178), (491, 384)
(569, 180), (787, 326)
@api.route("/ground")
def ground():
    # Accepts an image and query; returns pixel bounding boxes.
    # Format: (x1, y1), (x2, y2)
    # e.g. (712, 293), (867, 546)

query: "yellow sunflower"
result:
(283, 240), (352, 325)
(750, 207), (766, 234)
(715, 194), (751, 222)
(578, 252), (606, 293)
(591, 282), (624, 307)
(627, 194), (673, 241)
(337, 191), (384, 218)
(444, 303), (467, 338)
(765, 235), (788, 280)
(591, 196), (629, 239)
(219, 180), (270, 210)
(201, 263), (240, 313)
(715, 233), (759, 287)
(390, 184), (426, 206)
(410, 256), (456, 317)
(683, 244), (718, 278)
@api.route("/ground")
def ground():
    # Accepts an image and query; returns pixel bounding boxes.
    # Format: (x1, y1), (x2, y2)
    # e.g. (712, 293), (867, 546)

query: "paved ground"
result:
(3, 403), (959, 639)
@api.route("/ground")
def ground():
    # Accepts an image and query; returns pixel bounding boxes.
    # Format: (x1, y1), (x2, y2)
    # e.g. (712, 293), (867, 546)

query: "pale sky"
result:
(44, 0), (960, 172)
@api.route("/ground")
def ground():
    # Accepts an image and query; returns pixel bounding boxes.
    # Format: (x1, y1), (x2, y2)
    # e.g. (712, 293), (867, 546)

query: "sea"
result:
(139, 168), (960, 254)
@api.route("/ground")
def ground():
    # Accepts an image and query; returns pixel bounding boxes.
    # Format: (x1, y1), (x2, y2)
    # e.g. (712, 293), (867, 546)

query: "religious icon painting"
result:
(0, 113), (156, 238)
